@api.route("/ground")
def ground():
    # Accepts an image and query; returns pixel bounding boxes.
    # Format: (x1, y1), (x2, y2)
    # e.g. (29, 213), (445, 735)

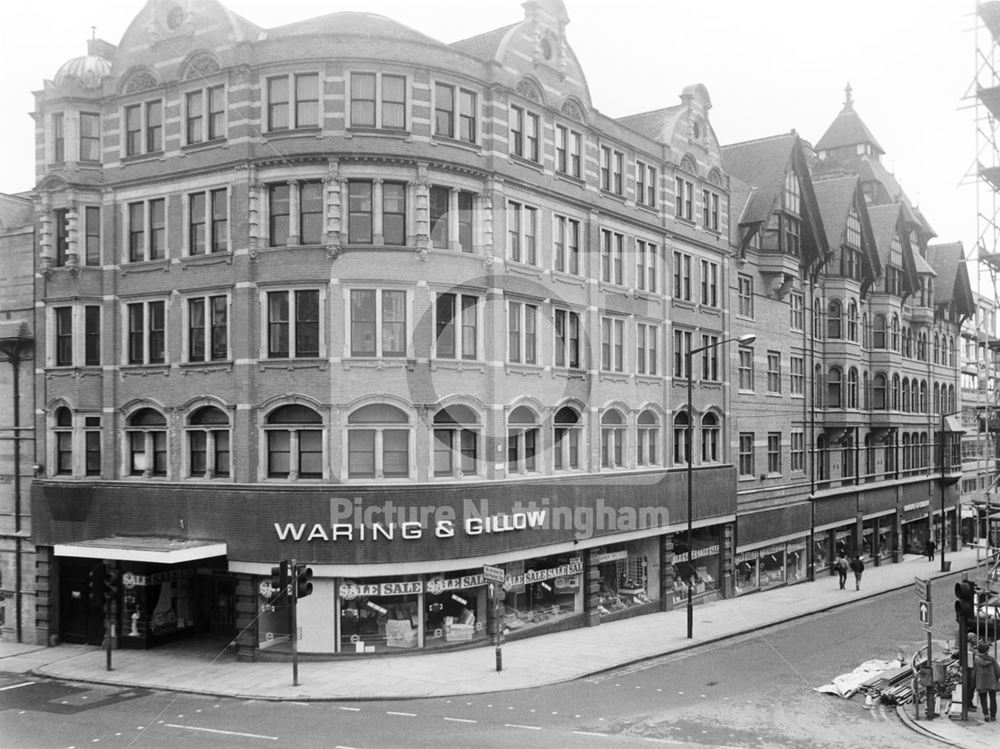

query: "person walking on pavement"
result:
(973, 641), (1000, 721)
(849, 554), (864, 591)
(834, 553), (849, 590)
(926, 538), (936, 562)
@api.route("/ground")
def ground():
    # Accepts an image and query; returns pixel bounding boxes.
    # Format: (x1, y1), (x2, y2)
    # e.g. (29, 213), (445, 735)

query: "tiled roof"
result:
(616, 106), (682, 142)
(868, 203), (903, 266)
(268, 12), (441, 45)
(815, 101), (884, 154)
(927, 242), (975, 316)
(450, 23), (518, 59)
(721, 133), (797, 228)
(813, 174), (858, 252)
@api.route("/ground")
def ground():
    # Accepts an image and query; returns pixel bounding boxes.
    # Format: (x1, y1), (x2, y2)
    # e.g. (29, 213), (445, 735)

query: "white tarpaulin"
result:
(814, 658), (904, 698)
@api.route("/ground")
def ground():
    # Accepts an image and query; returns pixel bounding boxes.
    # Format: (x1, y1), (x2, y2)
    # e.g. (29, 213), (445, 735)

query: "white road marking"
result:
(573, 730), (608, 737)
(505, 723), (541, 730)
(335, 745), (363, 749)
(164, 723), (278, 741)
(338, 706), (361, 712)
(443, 717), (477, 723)
(0, 681), (34, 692)
(386, 711), (416, 717)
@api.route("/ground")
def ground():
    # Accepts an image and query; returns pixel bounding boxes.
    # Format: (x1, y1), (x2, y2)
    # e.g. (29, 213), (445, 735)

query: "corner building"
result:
(28, 0), (738, 656)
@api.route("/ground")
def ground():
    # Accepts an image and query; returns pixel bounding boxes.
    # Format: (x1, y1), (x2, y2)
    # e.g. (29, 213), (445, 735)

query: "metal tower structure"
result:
(973, 1), (1000, 580)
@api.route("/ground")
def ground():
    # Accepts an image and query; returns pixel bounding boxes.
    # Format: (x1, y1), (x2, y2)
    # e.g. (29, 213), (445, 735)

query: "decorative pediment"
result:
(516, 77), (543, 104)
(561, 97), (585, 123)
(181, 51), (221, 82)
(121, 67), (160, 95)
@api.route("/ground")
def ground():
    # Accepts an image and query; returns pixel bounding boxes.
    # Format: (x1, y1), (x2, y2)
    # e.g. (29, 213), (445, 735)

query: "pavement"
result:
(1, 548), (998, 748)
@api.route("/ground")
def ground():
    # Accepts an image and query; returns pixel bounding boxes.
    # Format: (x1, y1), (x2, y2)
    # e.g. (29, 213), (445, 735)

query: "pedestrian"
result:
(973, 641), (1000, 722)
(834, 554), (848, 590)
(849, 554), (864, 591)
(926, 538), (936, 562)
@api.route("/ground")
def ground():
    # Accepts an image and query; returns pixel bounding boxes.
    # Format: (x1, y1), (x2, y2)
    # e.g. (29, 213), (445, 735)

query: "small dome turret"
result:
(54, 54), (112, 89)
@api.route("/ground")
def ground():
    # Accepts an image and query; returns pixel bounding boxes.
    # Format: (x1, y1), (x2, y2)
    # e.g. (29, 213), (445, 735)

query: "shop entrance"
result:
(58, 562), (103, 645)
(195, 574), (237, 638)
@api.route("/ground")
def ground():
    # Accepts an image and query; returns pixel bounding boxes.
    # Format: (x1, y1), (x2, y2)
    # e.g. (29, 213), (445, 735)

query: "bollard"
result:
(495, 645), (502, 672)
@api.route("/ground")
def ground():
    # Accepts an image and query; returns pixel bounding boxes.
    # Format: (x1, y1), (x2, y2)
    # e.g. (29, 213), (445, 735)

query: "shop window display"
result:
(757, 545), (786, 589)
(734, 551), (760, 594)
(424, 571), (487, 648)
(501, 556), (582, 633)
(785, 541), (807, 583)
(339, 578), (420, 653)
(595, 549), (650, 615)
(813, 534), (831, 573)
(878, 526), (893, 561)
(671, 533), (721, 604)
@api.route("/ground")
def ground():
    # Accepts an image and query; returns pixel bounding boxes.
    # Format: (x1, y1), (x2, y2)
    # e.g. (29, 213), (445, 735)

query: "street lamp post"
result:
(685, 333), (756, 639)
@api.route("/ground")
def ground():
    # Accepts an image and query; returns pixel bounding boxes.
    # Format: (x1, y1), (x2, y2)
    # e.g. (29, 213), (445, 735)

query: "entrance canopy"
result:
(53, 536), (226, 564)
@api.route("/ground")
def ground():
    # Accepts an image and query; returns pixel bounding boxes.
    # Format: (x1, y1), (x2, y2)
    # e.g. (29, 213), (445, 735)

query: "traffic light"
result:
(88, 567), (98, 599)
(294, 564), (313, 599)
(268, 561), (289, 602)
(955, 579), (976, 625)
(104, 569), (119, 601)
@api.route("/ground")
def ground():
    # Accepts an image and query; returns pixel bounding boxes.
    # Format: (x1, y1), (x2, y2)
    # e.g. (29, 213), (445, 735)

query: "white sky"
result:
(0, 1), (978, 254)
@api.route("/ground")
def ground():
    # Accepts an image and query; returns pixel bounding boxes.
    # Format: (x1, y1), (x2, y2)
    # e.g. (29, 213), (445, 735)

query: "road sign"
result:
(914, 577), (928, 601)
(918, 600), (932, 630)
(483, 564), (505, 583)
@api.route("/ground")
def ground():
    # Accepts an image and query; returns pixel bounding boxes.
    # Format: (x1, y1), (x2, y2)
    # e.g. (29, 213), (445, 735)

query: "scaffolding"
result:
(972, 2), (1000, 588)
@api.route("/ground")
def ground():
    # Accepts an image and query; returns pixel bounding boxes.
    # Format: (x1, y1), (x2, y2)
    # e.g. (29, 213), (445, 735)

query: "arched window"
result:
(827, 300), (842, 339)
(863, 370), (870, 410)
(949, 336), (956, 366)
(673, 411), (690, 465)
(433, 405), (480, 477)
(553, 406), (582, 471)
(347, 403), (407, 479)
(918, 332), (928, 362)
(901, 377), (910, 413)
(126, 407), (167, 477)
(269, 404), (324, 479)
(891, 374), (901, 410)
(842, 434), (854, 478)
(847, 300), (858, 341)
(813, 299), (824, 341)
(901, 433), (911, 471)
(948, 384), (956, 412)
(873, 373), (887, 410)
(919, 380), (928, 413)
(816, 435), (828, 481)
(864, 434), (875, 479)
(601, 409), (626, 469)
(884, 432), (897, 477)
(933, 383), (941, 414)
(827, 367), (842, 408)
(933, 333), (940, 363)
(891, 314), (900, 351)
(847, 367), (859, 409)
(701, 412), (719, 463)
(873, 315), (886, 349)
(507, 405), (539, 474)
(637, 409), (660, 466)
(187, 405), (230, 478)
(902, 327), (911, 358)
(55, 406), (73, 475)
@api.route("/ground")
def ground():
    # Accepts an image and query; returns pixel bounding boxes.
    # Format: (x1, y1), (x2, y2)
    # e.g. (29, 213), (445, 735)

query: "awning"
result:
(943, 414), (965, 433)
(54, 536), (227, 564)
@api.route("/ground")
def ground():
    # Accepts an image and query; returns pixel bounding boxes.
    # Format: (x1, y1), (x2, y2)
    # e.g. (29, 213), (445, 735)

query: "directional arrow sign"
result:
(483, 564), (506, 583)
(918, 600), (932, 630)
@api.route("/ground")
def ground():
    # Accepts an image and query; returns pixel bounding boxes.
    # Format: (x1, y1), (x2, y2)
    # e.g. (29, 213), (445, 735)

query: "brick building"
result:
(26, 0), (737, 656)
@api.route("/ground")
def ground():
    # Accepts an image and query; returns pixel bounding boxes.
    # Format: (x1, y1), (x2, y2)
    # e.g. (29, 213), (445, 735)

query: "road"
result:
(0, 575), (963, 749)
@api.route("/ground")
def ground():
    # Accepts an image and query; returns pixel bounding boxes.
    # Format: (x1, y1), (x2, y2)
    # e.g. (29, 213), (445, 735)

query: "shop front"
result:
(591, 538), (659, 619)
(670, 527), (723, 606)
(901, 499), (932, 554)
(51, 537), (229, 649)
(734, 503), (810, 594)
